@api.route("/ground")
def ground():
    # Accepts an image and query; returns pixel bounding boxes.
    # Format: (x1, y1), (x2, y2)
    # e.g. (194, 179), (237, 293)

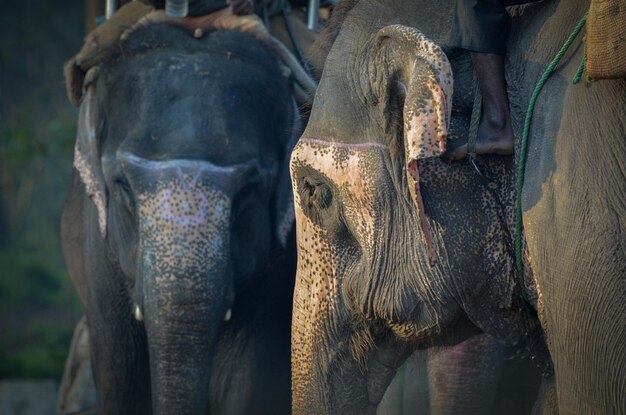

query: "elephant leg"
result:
(84, 204), (151, 415)
(492, 349), (541, 414)
(210, 288), (292, 414)
(402, 350), (430, 413)
(86, 287), (151, 414)
(416, 334), (540, 415)
(377, 335), (504, 415)
(380, 334), (537, 415)
(377, 350), (431, 415)
(381, 335), (528, 415)
(209, 325), (258, 415)
(86, 288), (151, 415)
(531, 376), (558, 415)
(60, 168), (87, 304)
(57, 316), (97, 415)
(377, 364), (407, 415)
(426, 334), (504, 414)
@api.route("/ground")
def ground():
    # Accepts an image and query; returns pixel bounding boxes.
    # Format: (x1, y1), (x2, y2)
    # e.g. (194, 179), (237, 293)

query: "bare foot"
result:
(444, 115), (514, 161)
(444, 51), (515, 162)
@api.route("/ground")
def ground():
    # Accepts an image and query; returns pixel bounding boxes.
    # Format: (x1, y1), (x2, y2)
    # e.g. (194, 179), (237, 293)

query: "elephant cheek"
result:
(291, 204), (338, 414)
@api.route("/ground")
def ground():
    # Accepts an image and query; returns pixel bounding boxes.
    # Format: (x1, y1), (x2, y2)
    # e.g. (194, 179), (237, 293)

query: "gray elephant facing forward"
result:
(59, 21), (298, 415)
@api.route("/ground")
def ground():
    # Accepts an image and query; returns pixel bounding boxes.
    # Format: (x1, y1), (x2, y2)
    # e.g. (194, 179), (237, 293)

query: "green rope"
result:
(573, 50), (586, 84)
(515, 13), (587, 301)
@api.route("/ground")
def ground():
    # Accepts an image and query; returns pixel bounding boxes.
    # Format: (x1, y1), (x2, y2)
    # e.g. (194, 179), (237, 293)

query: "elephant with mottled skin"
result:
(59, 22), (299, 415)
(289, 0), (625, 414)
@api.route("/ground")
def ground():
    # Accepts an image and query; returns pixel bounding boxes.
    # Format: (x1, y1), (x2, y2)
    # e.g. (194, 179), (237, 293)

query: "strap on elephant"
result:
(467, 75), (482, 163)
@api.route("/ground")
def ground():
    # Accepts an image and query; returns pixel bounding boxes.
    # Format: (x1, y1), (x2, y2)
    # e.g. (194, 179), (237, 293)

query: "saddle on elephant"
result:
(585, 0), (626, 79)
(65, 0), (317, 107)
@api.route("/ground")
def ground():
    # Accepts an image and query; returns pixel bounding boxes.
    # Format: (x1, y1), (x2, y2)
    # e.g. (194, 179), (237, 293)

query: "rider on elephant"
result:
(150, 0), (255, 16)
(447, 0), (540, 161)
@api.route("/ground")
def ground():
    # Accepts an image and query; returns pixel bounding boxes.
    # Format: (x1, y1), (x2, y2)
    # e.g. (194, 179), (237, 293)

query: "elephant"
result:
(58, 4), (540, 415)
(59, 19), (300, 415)
(376, 334), (540, 415)
(288, 0), (625, 414)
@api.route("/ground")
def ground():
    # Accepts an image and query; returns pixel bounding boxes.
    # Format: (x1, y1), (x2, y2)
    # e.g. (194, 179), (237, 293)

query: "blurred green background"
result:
(0, 0), (85, 380)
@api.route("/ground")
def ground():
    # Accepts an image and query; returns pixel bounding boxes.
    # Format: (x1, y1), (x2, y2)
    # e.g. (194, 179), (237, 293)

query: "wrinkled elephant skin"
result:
(289, 0), (625, 414)
(59, 24), (297, 415)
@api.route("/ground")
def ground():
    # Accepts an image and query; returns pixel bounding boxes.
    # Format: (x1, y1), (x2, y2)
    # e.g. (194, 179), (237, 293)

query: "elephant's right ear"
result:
(372, 25), (453, 160)
(73, 82), (108, 237)
(373, 25), (453, 264)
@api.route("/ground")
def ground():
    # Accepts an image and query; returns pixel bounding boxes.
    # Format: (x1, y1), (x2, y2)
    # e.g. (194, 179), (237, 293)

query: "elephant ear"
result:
(377, 25), (453, 264)
(273, 99), (302, 249)
(73, 74), (108, 238)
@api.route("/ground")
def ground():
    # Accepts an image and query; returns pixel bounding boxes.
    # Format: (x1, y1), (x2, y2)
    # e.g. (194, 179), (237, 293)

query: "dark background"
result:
(0, 0), (85, 380)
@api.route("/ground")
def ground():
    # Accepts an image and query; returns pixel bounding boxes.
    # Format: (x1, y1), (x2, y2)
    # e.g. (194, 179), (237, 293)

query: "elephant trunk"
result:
(291, 313), (405, 415)
(291, 211), (403, 415)
(291, 323), (368, 414)
(125, 157), (235, 414)
(143, 265), (230, 415)
(290, 193), (366, 414)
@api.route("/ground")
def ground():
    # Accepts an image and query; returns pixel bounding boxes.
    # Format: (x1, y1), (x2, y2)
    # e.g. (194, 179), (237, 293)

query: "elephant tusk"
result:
(133, 304), (144, 322)
(224, 308), (232, 322)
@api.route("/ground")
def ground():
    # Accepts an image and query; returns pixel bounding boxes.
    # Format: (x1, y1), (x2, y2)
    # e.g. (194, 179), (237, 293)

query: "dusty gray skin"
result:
(377, 333), (540, 415)
(60, 23), (298, 415)
(289, 0), (626, 414)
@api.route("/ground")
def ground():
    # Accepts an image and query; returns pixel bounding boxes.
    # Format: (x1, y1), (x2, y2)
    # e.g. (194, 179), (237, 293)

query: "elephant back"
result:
(64, 2), (274, 107)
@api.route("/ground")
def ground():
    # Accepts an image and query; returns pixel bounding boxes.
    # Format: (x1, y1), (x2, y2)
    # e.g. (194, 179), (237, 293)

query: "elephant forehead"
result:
(136, 173), (230, 228)
(291, 138), (385, 200)
(291, 138), (388, 253)
(136, 175), (231, 274)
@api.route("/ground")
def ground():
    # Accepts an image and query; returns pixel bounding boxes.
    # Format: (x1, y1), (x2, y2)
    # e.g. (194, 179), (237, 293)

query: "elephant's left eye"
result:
(298, 174), (352, 238)
(302, 177), (332, 211)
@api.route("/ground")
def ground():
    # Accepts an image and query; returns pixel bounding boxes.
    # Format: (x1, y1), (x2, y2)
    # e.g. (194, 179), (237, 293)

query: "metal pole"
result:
(165, 0), (189, 17)
(307, 0), (320, 31)
(105, 0), (116, 19)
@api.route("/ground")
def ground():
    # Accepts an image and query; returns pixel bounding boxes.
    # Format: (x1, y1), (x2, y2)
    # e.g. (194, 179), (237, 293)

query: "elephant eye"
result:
(303, 177), (332, 211)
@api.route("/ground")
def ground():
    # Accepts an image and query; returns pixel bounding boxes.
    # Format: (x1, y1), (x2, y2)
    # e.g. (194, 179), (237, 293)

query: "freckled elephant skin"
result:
(128, 160), (233, 414)
(59, 23), (297, 415)
(289, 0), (625, 413)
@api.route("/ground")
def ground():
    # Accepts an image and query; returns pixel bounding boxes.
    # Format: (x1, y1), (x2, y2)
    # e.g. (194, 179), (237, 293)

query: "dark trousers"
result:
(450, 0), (540, 55)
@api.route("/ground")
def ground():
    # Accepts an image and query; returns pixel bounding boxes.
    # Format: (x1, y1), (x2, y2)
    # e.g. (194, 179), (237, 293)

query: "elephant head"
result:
(289, 22), (529, 414)
(71, 24), (297, 414)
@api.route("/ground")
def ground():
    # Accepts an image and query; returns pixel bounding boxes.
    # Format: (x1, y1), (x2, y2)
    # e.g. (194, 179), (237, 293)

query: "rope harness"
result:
(467, 78), (482, 161)
(514, 13), (588, 301)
